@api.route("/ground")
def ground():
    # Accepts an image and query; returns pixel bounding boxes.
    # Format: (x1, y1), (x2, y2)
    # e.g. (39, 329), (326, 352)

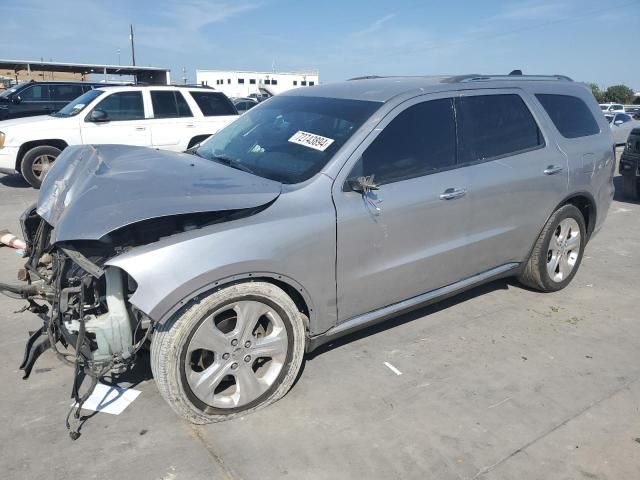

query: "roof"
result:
(283, 74), (575, 103)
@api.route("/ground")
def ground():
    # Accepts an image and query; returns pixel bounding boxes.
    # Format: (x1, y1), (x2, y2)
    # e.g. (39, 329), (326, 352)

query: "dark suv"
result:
(0, 81), (111, 120)
(620, 127), (640, 199)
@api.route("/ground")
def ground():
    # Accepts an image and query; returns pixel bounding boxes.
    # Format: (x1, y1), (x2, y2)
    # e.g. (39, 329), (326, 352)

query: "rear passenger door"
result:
(334, 95), (473, 322)
(460, 90), (567, 274)
(13, 84), (52, 117)
(149, 90), (195, 150)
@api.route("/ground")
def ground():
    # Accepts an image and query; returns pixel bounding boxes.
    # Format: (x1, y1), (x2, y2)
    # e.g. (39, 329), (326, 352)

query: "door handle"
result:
(544, 165), (563, 175)
(135, 127), (146, 131)
(439, 187), (467, 200)
(186, 124), (195, 128)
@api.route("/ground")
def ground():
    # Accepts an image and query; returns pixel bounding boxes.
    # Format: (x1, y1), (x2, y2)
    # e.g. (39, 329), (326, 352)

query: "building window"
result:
(264, 79), (271, 85)
(272, 79), (278, 85)
(250, 79), (256, 85)
(293, 80), (298, 86)
(309, 81), (315, 86)
(238, 78), (245, 84)
(301, 81), (307, 86)
(227, 79), (231, 84)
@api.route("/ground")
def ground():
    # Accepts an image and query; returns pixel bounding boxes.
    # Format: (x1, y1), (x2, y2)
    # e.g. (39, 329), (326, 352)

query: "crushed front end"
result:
(2, 206), (152, 439)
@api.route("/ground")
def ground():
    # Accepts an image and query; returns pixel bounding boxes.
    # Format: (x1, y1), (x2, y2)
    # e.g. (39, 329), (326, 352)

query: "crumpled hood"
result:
(37, 144), (282, 243)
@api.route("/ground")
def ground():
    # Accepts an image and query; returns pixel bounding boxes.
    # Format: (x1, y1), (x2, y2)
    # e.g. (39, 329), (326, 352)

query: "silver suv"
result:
(7, 74), (615, 432)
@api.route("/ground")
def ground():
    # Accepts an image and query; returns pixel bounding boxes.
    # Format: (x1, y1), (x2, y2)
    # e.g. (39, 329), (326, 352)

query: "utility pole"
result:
(129, 24), (136, 66)
(182, 67), (187, 85)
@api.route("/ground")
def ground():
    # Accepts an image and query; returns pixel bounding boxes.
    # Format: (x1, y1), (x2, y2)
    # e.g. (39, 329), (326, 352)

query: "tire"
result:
(622, 176), (639, 200)
(518, 204), (586, 292)
(151, 282), (306, 424)
(20, 145), (61, 189)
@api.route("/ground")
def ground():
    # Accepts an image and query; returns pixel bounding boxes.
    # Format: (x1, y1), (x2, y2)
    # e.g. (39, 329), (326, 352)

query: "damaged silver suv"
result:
(6, 75), (615, 433)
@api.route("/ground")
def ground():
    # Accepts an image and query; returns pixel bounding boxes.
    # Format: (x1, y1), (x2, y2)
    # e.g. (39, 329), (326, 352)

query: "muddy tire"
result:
(20, 145), (61, 189)
(518, 204), (586, 292)
(622, 176), (639, 200)
(151, 282), (306, 424)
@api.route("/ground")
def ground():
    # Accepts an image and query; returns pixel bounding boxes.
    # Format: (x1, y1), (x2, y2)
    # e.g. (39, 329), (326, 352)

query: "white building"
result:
(196, 70), (319, 98)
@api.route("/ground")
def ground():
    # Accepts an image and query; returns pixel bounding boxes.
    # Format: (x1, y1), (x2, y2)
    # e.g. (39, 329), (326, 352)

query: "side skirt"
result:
(306, 262), (520, 352)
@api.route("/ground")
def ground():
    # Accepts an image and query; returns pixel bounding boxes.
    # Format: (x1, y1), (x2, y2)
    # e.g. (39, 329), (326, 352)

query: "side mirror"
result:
(614, 120), (623, 126)
(347, 175), (379, 193)
(12, 96), (21, 104)
(89, 109), (109, 122)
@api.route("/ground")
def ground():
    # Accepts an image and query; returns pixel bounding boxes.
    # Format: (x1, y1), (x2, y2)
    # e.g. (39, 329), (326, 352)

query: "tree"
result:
(588, 83), (606, 103)
(604, 85), (635, 104)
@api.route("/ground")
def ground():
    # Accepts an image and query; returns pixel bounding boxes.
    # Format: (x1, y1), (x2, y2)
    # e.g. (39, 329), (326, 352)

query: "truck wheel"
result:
(151, 282), (306, 424)
(20, 145), (61, 188)
(622, 176), (639, 200)
(518, 204), (586, 292)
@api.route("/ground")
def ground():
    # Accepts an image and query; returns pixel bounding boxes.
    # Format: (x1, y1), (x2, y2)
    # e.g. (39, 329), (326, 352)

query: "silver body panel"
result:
(36, 76), (615, 341)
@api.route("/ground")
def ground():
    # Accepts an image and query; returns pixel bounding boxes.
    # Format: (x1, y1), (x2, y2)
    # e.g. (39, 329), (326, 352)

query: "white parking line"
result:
(384, 362), (403, 376)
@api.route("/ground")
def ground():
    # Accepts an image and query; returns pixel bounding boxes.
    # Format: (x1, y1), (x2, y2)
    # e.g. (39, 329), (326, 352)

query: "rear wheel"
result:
(20, 145), (61, 188)
(622, 176), (639, 200)
(151, 282), (306, 424)
(518, 204), (586, 292)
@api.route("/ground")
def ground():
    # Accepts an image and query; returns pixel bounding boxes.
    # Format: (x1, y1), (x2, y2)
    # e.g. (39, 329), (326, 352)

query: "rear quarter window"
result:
(535, 94), (600, 139)
(189, 91), (237, 116)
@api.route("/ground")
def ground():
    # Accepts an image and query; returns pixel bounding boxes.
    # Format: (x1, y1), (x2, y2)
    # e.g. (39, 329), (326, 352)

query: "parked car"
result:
(248, 92), (271, 102)
(232, 97), (258, 114)
(6, 74), (614, 431)
(0, 85), (238, 187)
(619, 127), (640, 199)
(605, 112), (640, 145)
(599, 103), (625, 114)
(0, 80), (114, 121)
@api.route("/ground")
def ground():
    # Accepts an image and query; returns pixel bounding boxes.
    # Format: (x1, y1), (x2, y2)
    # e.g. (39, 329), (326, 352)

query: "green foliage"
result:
(604, 85), (635, 104)
(588, 83), (606, 103)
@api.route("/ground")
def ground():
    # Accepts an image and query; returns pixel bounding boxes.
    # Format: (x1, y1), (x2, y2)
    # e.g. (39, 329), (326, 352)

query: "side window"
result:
(359, 98), (456, 185)
(93, 91), (145, 121)
(617, 114), (631, 123)
(19, 85), (50, 102)
(457, 94), (543, 163)
(49, 84), (84, 102)
(190, 92), (237, 116)
(150, 90), (193, 118)
(536, 94), (600, 138)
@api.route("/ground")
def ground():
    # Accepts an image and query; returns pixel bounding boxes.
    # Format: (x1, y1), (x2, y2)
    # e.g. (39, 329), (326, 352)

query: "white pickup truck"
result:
(0, 85), (238, 187)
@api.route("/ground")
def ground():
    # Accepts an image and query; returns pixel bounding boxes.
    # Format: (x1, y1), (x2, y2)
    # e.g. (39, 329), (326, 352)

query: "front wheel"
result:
(20, 145), (61, 188)
(518, 204), (586, 292)
(151, 282), (306, 424)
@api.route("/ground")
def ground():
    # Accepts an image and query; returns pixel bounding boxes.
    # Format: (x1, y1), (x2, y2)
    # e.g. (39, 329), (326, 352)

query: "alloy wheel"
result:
(546, 218), (581, 283)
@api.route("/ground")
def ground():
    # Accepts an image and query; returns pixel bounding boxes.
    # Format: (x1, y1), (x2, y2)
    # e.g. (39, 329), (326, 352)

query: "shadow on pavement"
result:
(306, 278), (513, 361)
(0, 174), (30, 189)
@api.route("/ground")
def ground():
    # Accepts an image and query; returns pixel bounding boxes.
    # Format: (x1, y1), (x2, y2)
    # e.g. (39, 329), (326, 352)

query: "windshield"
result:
(600, 105), (608, 110)
(0, 85), (22, 99)
(52, 89), (104, 117)
(195, 95), (381, 184)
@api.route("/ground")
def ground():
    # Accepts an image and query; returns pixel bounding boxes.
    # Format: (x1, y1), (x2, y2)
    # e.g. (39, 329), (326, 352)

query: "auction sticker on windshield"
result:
(288, 131), (335, 151)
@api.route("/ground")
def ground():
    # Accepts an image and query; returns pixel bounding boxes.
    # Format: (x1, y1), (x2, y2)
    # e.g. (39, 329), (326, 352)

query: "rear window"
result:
(49, 84), (84, 102)
(190, 91), (237, 116)
(457, 94), (543, 163)
(151, 90), (192, 118)
(536, 94), (600, 138)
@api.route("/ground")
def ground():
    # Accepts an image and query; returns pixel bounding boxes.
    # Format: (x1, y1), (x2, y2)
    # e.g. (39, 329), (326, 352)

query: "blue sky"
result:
(4, 0), (639, 89)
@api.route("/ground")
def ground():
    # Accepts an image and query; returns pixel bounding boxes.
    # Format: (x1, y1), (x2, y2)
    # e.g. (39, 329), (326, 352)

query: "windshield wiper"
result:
(211, 155), (256, 175)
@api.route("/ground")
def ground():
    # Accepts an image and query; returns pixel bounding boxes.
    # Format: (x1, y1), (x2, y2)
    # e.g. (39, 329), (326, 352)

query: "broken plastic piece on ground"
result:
(0, 229), (27, 250)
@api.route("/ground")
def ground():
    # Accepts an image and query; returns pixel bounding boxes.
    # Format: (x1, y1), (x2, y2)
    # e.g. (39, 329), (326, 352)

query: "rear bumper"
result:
(0, 146), (19, 173)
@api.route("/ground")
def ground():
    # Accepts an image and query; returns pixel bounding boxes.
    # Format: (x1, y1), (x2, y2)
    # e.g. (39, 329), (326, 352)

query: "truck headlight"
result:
(0, 131), (4, 148)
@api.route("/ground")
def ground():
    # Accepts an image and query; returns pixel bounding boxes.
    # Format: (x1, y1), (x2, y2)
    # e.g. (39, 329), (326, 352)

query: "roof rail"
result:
(460, 74), (573, 82)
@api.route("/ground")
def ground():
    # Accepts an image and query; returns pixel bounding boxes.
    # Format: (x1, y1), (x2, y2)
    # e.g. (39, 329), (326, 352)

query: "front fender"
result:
(106, 175), (337, 336)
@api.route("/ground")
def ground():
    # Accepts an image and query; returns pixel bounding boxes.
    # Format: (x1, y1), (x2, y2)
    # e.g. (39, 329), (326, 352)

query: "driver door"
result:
(81, 90), (151, 146)
(333, 95), (473, 322)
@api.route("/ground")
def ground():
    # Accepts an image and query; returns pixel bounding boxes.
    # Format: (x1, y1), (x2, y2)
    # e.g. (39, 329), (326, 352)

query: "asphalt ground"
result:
(0, 150), (638, 479)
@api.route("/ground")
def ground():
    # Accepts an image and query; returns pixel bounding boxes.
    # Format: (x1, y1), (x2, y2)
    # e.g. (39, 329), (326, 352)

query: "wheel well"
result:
(16, 139), (68, 170)
(187, 135), (211, 149)
(562, 194), (596, 239)
(256, 277), (311, 330)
